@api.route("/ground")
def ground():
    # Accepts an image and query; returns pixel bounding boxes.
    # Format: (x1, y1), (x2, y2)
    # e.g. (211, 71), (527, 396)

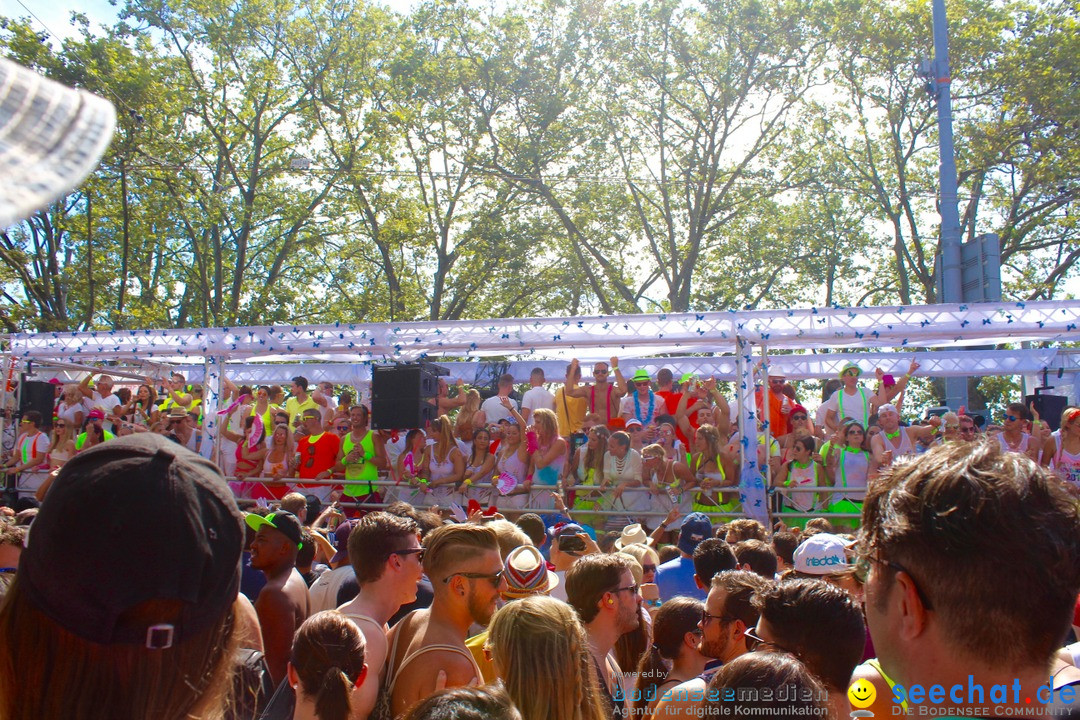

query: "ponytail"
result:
(313, 666), (352, 720)
(633, 644), (670, 714)
(633, 598), (704, 713)
(290, 611), (366, 720)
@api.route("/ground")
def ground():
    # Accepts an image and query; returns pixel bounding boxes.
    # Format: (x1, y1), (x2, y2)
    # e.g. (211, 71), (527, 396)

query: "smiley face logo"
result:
(848, 679), (877, 709)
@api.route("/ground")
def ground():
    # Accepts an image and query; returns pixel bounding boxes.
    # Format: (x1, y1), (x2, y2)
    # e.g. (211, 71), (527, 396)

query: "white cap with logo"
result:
(793, 533), (855, 575)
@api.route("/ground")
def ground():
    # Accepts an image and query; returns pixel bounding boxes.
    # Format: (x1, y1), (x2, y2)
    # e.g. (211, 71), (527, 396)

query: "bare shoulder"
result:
(651, 678), (707, 720)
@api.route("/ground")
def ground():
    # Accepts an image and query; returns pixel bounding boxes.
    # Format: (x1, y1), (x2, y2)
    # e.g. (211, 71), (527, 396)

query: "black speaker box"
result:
(371, 364), (444, 430)
(1025, 393), (1068, 431)
(19, 381), (55, 424)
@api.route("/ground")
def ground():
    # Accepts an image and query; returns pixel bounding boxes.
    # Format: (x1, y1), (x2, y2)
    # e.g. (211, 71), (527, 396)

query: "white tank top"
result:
(1052, 436), (1080, 489)
(785, 461), (817, 512)
(996, 432), (1031, 455)
(881, 428), (914, 457)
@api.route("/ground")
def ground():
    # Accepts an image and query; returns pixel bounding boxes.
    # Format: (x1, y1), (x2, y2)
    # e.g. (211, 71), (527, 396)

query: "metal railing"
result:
(226, 475), (864, 522)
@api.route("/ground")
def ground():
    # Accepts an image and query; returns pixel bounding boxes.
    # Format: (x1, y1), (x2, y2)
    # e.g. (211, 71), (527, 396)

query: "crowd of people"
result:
(7, 360), (1079, 524)
(1, 360), (1079, 720)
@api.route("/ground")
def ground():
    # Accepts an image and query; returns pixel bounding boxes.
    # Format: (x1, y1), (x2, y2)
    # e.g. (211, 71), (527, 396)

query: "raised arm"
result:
(564, 358), (588, 399)
(611, 356), (628, 399)
(875, 360), (920, 406)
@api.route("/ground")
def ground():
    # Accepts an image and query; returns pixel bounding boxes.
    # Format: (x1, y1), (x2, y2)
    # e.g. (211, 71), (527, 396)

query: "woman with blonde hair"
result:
(529, 408), (566, 511)
(259, 423), (295, 500)
(55, 383), (86, 431)
(495, 399), (533, 512)
(423, 414), (465, 506)
(47, 416), (77, 470)
(454, 388), (484, 443)
(618, 542), (660, 586)
(689, 424), (738, 515)
(487, 595), (607, 720)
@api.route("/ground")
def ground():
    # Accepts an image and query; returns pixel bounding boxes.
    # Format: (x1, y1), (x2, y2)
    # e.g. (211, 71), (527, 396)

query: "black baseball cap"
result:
(19, 434), (244, 648)
(245, 511), (303, 549)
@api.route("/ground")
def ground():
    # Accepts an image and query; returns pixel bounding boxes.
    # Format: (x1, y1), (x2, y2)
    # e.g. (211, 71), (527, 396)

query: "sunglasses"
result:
(335, 426), (350, 432)
(610, 583), (639, 596)
(791, 414), (807, 420)
(642, 564), (657, 573)
(1004, 414), (1019, 423)
(701, 609), (737, 626)
(846, 429), (864, 435)
(443, 570), (504, 586)
(392, 548), (425, 562)
(55, 423), (66, 428)
(594, 369), (609, 375)
(635, 381), (650, 386)
(305, 445), (317, 468)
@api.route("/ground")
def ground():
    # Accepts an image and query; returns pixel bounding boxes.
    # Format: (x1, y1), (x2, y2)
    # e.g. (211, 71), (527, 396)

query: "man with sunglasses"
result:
(2, 411), (50, 498)
(294, 408), (341, 502)
(993, 401), (1047, 463)
(957, 412), (979, 440)
(855, 441), (1080, 715)
(388, 523), (501, 718)
(565, 357), (628, 430)
(566, 553), (641, 719)
(651, 569), (768, 720)
(620, 369), (660, 426)
(333, 404), (384, 507)
(337, 511), (423, 720)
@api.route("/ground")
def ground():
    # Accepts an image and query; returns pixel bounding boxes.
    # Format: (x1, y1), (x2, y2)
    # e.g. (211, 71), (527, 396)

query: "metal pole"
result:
(759, 345), (772, 499)
(931, 0), (968, 410)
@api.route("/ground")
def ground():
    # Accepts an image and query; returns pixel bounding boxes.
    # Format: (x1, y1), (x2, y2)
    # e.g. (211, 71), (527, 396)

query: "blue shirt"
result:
(655, 555), (706, 602)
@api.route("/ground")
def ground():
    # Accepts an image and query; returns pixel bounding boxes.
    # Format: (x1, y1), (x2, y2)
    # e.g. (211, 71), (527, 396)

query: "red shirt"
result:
(656, 390), (700, 445)
(296, 432), (341, 481)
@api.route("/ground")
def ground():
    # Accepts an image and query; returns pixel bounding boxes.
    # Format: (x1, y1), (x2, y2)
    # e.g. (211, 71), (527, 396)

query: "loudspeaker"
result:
(19, 381), (55, 424)
(1025, 393), (1068, 431)
(371, 364), (445, 430)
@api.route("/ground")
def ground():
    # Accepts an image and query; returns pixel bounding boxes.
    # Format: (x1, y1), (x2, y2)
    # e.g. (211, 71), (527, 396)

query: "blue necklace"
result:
(634, 391), (656, 424)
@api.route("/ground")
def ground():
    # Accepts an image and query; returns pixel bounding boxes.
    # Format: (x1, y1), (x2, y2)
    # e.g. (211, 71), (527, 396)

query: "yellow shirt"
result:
(554, 388), (587, 436)
(285, 396), (319, 428)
